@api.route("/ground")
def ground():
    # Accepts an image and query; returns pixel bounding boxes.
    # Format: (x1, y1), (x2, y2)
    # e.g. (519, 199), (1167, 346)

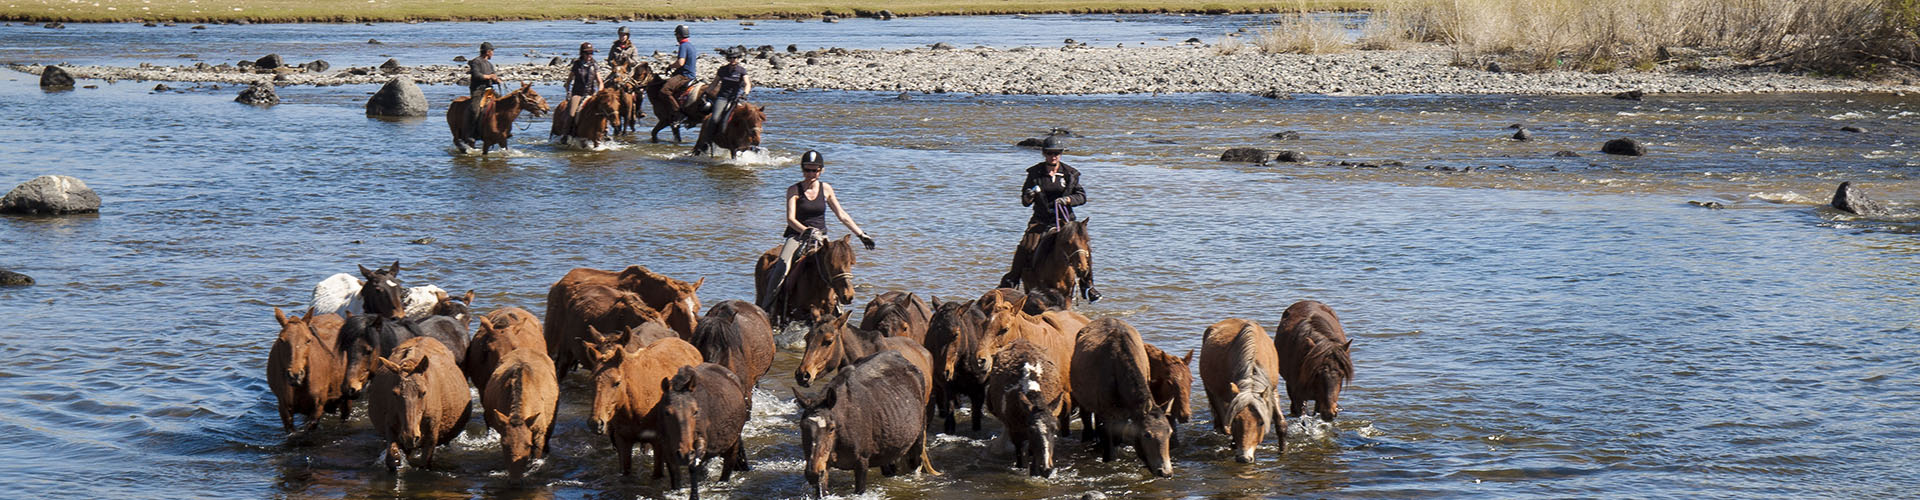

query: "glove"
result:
(858, 235), (876, 250)
(803, 228), (825, 241)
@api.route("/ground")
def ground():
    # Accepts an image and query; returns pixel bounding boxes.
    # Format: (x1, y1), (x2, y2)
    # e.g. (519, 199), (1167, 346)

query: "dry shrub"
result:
(1258, 12), (1353, 54)
(1369, 0), (1920, 75)
(1215, 34), (1246, 55)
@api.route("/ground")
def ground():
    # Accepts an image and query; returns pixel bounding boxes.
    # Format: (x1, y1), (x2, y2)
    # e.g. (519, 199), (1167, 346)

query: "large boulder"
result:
(1220, 148), (1270, 163)
(1, 175), (101, 215)
(255, 54), (284, 70)
(0, 269), (30, 286)
(305, 59), (330, 72)
(1601, 138), (1645, 156)
(39, 65), (74, 89)
(379, 58), (404, 74)
(235, 82), (279, 106)
(1830, 181), (1891, 217)
(365, 76), (429, 117)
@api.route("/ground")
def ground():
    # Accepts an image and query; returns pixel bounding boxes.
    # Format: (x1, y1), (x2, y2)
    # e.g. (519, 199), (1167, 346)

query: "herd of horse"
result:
(444, 62), (766, 157)
(265, 226), (1355, 497)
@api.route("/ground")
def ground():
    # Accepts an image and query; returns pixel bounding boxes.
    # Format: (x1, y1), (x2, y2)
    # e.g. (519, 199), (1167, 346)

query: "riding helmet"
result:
(1041, 135), (1068, 153)
(801, 150), (825, 167)
(480, 41), (495, 53)
(580, 42), (595, 54)
(674, 25), (690, 39)
(617, 25), (630, 36)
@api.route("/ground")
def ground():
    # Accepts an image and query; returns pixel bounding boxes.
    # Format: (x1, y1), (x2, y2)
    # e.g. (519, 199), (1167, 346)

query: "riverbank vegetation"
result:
(1249, 0), (1920, 78)
(0, 0), (1368, 23)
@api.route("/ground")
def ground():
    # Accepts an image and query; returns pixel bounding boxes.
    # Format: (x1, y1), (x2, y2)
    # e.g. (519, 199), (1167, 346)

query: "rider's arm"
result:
(785, 186), (809, 235)
(1020, 170), (1038, 207)
(823, 184), (869, 239)
(742, 74), (753, 96)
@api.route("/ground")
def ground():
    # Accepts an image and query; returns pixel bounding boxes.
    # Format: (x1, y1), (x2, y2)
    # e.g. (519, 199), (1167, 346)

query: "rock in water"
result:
(1831, 181), (1891, 217)
(1840, 126), (1867, 133)
(306, 59), (330, 72)
(39, 65), (74, 90)
(1553, 150), (1582, 157)
(366, 76), (429, 117)
(1220, 148), (1270, 163)
(0, 269), (31, 286)
(1015, 138), (1046, 148)
(1512, 128), (1531, 141)
(379, 58), (403, 73)
(1601, 138), (1645, 156)
(255, 54), (284, 70)
(1, 175), (101, 215)
(1271, 131), (1301, 140)
(235, 82), (279, 106)
(1273, 150), (1310, 163)
(1612, 90), (1645, 101)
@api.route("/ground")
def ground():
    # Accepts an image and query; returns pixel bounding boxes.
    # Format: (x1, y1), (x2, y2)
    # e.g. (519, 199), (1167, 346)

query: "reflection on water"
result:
(0, 68), (1918, 499)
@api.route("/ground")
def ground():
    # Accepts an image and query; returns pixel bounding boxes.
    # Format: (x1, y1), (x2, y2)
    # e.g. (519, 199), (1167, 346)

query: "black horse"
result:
(338, 262), (470, 397)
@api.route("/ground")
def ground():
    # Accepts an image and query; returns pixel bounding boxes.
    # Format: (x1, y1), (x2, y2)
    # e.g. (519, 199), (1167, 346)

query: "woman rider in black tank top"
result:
(758, 150), (877, 312)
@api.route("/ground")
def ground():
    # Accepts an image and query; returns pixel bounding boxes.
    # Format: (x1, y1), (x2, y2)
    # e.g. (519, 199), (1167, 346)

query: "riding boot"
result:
(757, 258), (789, 313)
(1000, 232), (1038, 289)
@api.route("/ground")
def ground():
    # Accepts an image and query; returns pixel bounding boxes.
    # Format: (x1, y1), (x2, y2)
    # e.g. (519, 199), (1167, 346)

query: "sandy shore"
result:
(14, 44), (1917, 95)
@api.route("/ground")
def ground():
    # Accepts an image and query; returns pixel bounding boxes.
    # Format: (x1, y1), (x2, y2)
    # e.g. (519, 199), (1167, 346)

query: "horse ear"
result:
(376, 357), (403, 375)
(586, 325), (606, 343)
(1228, 382), (1241, 396)
(1009, 295), (1029, 315)
(490, 409), (509, 426)
(359, 264), (377, 280)
(1182, 349), (1195, 366)
(791, 387), (816, 410)
(462, 290), (475, 305)
(388, 261), (402, 277)
(408, 356), (430, 374)
(1344, 339), (1353, 351)
(274, 307), (290, 327)
(832, 311), (851, 329)
(690, 277), (704, 291)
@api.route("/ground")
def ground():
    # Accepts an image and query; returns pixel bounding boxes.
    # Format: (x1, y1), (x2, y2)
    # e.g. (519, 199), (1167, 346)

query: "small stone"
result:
(191, 25), (206, 30)
(1512, 128), (1531, 141)
(235, 82), (279, 106)
(1687, 200), (1725, 209)
(305, 59), (329, 72)
(787, 44), (799, 53)
(1183, 37), (1201, 44)
(1486, 61), (1503, 73)
(367, 38), (381, 44)
(877, 10), (895, 20)
(1840, 126), (1867, 133)
(453, 55), (467, 62)
(0, 269), (31, 286)
(1831, 181), (1891, 217)
(1273, 150), (1309, 163)
(806, 57), (819, 65)
(1601, 138), (1646, 156)
(410, 237), (436, 245)
(549, 56), (566, 66)
(153, 83), (172, 91)
(379, 58), (403, 74)
(1256, 90), (1292, 99)
(896, 92), (911, 100)
(255, 54), (284, 70)
(1016, 138), (1045, 148)
(1271, 131), (1301, 140)
(931, 42), (954, 50)
(1220, 148), (1269, 163)
(1553, 150), (1582, 157)
(2, 174), (101, 215)
(1612, 90), (1645, 101)
(823, 16), (838, 23)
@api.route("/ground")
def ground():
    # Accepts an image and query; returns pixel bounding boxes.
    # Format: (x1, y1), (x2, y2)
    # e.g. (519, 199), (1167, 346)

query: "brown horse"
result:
(970, 292), (1078, 436)
(1143, 344), (1194, 443)
(1200, 318), (1284, 463)
(859, 291), (932, 342)
(609, 64), (649, 136)
(1274, 300), (1354, 422)
(697, 101), (766, 159)
(446, 82), (551, 155)
(754, 235), (858, 328)
(794, 311), (932, 403)
(1020, 219), (1093, 304)
(552, 87), (622, 148)
(637, 62), (712, 144)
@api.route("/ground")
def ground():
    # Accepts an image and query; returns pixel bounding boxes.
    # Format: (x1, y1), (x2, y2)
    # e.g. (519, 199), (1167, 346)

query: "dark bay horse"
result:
(637, 63), (713, 144)
(339, 262), (470, 398)
(552, 87), (622, 148)
(1274, 300), (1354, 422)
(754, 235), (858, 328)
(1019, 218), (1093, 305)
(447, 82), (551, 155)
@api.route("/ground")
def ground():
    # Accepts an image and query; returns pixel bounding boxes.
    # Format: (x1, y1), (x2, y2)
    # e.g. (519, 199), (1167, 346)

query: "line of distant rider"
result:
(449, 25), (763, 156)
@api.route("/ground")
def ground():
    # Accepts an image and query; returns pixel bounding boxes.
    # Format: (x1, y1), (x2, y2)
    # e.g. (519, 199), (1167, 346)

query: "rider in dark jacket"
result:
(693, 48), (753, 155)
(999, 135), (1098, 301)
(465, 42), (500, 143)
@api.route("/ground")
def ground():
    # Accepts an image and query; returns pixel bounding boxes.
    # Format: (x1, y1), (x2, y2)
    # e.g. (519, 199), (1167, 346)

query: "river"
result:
(1, 15), (1918, 500)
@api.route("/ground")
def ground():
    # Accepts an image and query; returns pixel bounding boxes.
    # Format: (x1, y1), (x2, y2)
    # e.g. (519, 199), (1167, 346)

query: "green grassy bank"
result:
(0, 0), (1370, 23)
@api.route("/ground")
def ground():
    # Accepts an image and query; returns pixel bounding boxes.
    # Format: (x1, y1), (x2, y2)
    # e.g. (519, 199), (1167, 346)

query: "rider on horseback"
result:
(757, 150), (877, 313)
(562, 42), (603, 136)
(693, 48), (753, 156)
(999, 135), (1101, 301)
(608, 26), (637, 71)
(465, 42), (501, 142)
(661, 25), (699, 115)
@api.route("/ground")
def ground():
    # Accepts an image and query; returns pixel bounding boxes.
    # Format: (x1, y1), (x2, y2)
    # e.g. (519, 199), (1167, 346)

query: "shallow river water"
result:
(2, 17), (1919, 500)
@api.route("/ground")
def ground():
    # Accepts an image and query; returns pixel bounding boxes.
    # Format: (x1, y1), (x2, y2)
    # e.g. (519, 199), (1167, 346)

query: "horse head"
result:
(357, 261), (406, 320)
(1059, 218), (1093, 285)
(273, 307), (322, 387)
(818, 236), (858, 306)
(727, 102), (765, 149)
(509, 82), (550, 117)
(794, 310), (852, 387)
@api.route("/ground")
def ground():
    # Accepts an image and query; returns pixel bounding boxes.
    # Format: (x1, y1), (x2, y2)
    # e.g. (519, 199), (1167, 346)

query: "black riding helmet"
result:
(1041, 135), (1068, 154)
(480, 41), (495, 53)
(800, 150), (825, 167)
(674, 25), (690, 39)
(618, 26), (630, 36)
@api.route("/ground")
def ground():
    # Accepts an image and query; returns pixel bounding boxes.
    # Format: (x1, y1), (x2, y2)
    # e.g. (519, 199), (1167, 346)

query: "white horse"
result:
(308, 273), (446, 318)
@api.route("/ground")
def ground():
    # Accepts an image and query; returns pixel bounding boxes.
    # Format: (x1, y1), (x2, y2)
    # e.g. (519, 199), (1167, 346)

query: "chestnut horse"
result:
(552, 87), (622, 148)
(754, 235), (858, 328)
(1199, 318), (1284, 463)
(1274, 300), (1353, 422)
(609, 64), (648, 136)
(702, 102), (766, 159)
(1019, 219), (1093, 305)
(446, 82), (551, 155)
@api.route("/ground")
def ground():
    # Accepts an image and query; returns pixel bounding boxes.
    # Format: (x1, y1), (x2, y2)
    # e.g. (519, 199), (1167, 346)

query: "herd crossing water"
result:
(2, 14), (1919, 500)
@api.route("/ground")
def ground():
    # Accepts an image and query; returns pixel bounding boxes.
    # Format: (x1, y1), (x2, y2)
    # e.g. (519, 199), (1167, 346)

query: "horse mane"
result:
(1300, 314), (1353, 385)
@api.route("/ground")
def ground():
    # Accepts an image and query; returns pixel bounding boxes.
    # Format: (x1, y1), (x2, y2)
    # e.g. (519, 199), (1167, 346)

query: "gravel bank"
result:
(13, 44), (1916, 95)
